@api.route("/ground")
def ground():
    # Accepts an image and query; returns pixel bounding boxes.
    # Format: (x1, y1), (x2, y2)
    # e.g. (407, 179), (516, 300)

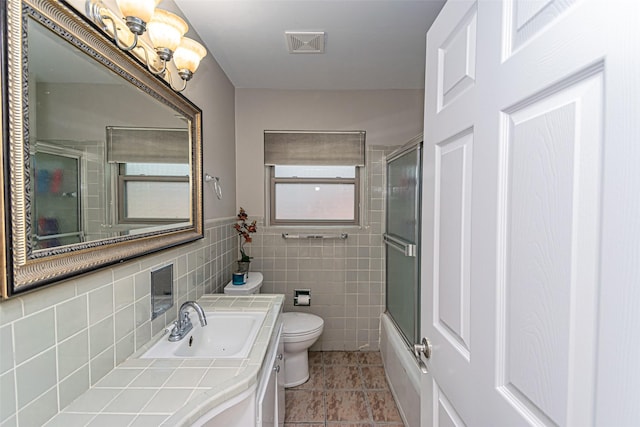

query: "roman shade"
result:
(106, 126), (190, 164)
(264, 131), (366, 166)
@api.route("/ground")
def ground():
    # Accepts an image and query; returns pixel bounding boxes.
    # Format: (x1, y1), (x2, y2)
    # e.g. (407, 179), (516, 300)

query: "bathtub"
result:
(380, 312), (421, 427)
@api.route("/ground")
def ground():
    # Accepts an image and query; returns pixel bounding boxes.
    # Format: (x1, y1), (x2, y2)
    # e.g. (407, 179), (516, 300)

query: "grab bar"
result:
(282, 233), (348, 240)
(383, 233), (416, 257)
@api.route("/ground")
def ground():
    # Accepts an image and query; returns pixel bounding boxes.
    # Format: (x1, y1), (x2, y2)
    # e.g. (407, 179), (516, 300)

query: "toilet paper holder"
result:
(294, 289), (311, 306)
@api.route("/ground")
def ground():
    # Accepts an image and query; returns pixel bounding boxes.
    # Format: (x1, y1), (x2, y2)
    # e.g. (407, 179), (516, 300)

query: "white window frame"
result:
(267, 165), (361, 226)
(116, 164), (190, 224)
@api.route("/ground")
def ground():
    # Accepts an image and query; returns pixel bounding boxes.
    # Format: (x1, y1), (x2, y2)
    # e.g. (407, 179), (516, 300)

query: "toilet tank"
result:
(224, 272), (264, 295)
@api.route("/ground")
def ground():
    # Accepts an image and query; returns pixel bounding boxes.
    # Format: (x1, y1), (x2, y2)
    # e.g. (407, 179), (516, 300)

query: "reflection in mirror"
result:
(32, 144), (83, 249)
(28, 16), (190, 251)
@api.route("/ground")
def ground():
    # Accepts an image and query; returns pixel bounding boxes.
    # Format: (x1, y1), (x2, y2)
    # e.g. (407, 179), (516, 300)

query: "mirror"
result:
(1, 0), (203, 297)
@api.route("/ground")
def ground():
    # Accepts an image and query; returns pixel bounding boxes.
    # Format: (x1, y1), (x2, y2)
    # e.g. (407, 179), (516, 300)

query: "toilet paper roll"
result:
(296, 295), (310, 306)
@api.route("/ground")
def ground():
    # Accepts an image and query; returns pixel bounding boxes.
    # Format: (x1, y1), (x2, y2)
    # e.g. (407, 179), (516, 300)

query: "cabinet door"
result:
(275, 339), (285, 427)
(258, 325), (283, 427)
(260, 365), (276, 427)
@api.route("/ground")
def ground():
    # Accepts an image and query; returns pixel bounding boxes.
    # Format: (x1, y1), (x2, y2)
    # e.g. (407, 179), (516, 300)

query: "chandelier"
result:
(86, 0), (207, 92)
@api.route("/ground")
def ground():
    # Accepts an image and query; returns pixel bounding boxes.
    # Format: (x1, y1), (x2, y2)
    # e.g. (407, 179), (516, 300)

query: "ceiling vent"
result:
(285, 32), (325, 54)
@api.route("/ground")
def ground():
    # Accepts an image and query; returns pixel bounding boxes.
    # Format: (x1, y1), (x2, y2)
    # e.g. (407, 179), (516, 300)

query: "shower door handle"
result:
(413, 337), (432, 359)
(383, 234), (416, 257)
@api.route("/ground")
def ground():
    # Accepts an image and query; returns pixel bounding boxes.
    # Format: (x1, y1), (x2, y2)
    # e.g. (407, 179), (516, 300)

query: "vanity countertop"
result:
(43, 294), (284, 427)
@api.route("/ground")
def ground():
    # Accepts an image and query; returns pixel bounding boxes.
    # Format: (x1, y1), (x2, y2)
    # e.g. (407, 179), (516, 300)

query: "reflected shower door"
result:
(32, 150), (83, 249)
(384, 140), (422, 344)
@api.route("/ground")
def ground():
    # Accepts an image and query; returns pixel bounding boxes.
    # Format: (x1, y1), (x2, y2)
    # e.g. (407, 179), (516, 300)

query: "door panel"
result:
(433, 380), (467, 427)
(438, 4), (477, 112)
(504, 0), (578, 58)
(496, 70), (603, 426)
(434, 130), (473, 357)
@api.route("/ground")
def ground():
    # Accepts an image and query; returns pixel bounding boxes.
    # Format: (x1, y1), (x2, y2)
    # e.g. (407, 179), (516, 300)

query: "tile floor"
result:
(285, 351), (405, 427)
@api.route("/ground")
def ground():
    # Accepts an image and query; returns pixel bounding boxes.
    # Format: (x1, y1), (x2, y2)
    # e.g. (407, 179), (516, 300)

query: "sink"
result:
(141, 311), (267, 359)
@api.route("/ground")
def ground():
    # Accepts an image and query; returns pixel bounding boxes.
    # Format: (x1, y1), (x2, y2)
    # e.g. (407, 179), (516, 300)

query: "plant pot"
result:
(236, 261), (251, 274)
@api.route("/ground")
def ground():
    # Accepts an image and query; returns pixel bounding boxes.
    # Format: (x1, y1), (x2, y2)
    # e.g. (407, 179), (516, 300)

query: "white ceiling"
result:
(174, 0), (446, 90)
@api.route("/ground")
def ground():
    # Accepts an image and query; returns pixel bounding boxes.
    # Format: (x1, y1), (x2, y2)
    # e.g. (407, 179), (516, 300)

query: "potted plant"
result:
(233, 207), (257, 273)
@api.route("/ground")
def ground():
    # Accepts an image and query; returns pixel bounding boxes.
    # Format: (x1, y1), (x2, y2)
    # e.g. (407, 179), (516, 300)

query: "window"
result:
(105, 126), (191, 225)
(264, 131), (365, 226)
(118, 163), (190, 223)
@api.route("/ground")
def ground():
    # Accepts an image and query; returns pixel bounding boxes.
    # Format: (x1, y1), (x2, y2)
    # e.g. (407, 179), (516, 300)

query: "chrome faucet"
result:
(168, 301), (208, 342)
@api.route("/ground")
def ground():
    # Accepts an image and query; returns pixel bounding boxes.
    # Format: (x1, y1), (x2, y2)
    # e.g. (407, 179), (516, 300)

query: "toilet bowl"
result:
(281, 312), (324, 388)
(223, 272), (324, 387)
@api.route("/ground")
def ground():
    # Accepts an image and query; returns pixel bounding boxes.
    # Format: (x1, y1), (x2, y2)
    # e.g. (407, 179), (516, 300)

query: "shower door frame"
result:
(384, 136), (423, 347)
(31, 142), (86, 248)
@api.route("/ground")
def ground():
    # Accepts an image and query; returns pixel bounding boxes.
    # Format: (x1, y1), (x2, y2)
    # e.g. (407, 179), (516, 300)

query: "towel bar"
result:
(281, 233), (348, 240)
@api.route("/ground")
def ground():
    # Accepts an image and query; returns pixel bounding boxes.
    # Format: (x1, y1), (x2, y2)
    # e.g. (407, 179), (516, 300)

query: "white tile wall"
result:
(0, 217), (238, 426)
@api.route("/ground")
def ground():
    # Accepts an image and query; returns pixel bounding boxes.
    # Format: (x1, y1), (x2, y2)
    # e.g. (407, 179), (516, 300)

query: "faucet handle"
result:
(163, 321), (177, 337)
(181, 311), (192, 328)
(168, 320), (181, 340)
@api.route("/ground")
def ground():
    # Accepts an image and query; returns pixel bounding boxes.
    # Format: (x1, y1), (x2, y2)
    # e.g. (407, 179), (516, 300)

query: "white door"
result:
(420, 1), (640, 426)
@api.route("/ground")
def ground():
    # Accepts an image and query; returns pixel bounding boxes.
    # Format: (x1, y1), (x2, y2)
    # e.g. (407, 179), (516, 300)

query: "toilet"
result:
(224, 272), (324, 387)
(279, 311), (324, 387)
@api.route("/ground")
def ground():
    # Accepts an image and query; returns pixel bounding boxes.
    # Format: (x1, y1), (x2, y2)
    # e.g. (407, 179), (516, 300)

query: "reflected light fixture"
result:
(86, 0), (207, 92)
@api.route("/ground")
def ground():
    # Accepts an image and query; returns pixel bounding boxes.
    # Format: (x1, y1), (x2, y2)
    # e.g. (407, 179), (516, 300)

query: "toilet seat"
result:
(282, 327), (323, 341)
(282, 312), (324, 338)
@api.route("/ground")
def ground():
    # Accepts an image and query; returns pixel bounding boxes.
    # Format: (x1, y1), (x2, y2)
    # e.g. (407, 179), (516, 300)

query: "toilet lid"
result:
(224, 272), (263, 295)
(282, 312), (324, 335)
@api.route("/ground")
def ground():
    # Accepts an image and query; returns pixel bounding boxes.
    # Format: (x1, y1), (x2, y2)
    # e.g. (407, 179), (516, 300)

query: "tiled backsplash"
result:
(0, 218), (237, 427)
(247, 146), (395, 352)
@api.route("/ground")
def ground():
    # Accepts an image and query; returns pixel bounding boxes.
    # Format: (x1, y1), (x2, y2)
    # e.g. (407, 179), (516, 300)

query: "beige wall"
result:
(180, 43), (237, 220)
(235, 88), (424, 215)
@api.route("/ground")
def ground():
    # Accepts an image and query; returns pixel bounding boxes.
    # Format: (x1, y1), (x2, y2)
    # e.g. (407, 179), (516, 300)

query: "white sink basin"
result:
(141, 311), (267, 359)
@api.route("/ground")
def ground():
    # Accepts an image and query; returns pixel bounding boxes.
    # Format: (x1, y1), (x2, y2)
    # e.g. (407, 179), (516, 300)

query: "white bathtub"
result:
(380, 312), (421, 427)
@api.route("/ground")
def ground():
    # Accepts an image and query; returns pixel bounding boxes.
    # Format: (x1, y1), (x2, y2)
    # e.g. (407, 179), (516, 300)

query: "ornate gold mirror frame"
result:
(1, 0), (203, 298)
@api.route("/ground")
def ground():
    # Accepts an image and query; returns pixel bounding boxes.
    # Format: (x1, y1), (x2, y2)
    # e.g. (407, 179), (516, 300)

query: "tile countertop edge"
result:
(168, 369), (258, 427)
(165, 294), (284, 426)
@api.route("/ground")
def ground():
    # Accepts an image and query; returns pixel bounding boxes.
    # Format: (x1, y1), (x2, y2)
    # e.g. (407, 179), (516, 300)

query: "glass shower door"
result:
(384, 141), (422, 345)
(32, 150), (83, 249)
